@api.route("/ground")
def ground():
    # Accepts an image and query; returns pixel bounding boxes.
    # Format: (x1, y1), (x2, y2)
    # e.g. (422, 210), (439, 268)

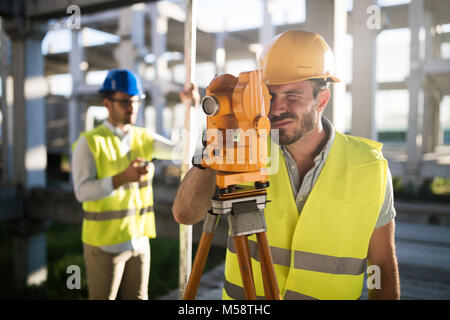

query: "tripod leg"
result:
(183, 232), (214, 300)
(233, 235), (257, 300)
(256, 232), (281, 300)
(183, 213), (219, 300)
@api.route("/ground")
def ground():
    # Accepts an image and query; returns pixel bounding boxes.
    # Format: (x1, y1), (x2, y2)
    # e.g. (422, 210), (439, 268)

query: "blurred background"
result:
(0, 0), (449, 300)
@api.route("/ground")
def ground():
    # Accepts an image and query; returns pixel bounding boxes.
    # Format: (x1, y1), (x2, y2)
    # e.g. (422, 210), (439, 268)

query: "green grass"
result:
(0, 222), (225, 300)
(392, 176), (450, 203)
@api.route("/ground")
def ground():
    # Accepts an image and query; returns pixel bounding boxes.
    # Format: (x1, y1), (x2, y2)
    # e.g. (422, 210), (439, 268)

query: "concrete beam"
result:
(423, 59), (450, 74)
(25, 0), (155, 20)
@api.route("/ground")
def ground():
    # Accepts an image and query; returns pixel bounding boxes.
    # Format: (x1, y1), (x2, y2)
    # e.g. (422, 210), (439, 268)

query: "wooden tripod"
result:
(183, 186), (281, 300)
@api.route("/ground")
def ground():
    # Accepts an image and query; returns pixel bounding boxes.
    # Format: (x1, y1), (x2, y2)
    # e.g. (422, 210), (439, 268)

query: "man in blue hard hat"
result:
(71, 69), (176, 300)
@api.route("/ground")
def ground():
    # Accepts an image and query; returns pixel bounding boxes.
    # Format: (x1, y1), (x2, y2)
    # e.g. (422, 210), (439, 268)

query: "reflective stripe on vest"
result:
(224, 280), (318, 300)
(84, 205), (155, 221)
(223, 131), (387, 300)
(77, 125), (156, 247)
(226, 237), (367, 275)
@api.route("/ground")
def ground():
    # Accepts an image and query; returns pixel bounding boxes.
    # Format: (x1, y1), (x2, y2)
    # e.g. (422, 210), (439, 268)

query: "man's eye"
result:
(286, 95), (300, 102)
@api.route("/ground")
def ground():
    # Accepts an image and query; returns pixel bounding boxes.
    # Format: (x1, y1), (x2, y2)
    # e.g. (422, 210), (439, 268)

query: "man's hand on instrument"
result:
(180, 83), (200, 107)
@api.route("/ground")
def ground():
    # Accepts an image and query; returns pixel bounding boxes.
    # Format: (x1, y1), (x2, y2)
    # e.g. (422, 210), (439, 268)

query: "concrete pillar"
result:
(422, 79), (440, 153)
(0, 18), (12, 184)
(305, 0), (336, 123)
(4, 19), (48, 287)
(12, 221), (48, 287)
(6, 22), (47, 189)
(68, 28), (85, 153)
(260, 0), (275, 46)
(351, 0), (377, 140)
(114, 6), (147, 128)
(214, 32), (226, 75)
(406, 0), (424, 184)
(131, 4), (148, 129)
(421, 10), (440, 154)
(149, 2), (169, 137)
(332, 0), (348, 133)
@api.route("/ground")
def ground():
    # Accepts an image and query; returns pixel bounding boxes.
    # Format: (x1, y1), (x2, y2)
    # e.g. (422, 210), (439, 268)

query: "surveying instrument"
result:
(183, 70), (281, 300)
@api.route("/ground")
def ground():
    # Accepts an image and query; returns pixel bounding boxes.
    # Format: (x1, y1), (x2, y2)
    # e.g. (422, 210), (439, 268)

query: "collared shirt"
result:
(281, 117), (396, 229)
(72, 120), (175, 253)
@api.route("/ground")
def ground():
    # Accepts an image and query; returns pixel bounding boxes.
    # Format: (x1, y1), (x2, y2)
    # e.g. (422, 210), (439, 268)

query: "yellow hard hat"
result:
(259, 29), (340, 85)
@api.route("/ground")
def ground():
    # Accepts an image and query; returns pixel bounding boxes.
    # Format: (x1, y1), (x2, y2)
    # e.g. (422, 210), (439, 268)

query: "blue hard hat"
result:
(99, 69), (145, 98)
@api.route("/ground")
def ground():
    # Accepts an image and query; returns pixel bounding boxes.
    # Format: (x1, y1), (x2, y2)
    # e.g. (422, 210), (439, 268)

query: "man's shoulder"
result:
(84, 124), (108, 137)
(131, 126), (154, 141)
(335, 131), (386, 164)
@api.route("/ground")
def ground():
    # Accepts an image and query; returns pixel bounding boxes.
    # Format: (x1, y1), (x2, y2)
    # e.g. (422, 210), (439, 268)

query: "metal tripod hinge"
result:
(209, 194), (268, 237)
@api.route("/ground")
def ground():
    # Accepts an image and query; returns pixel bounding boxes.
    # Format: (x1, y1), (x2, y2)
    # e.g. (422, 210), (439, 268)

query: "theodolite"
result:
(184, 69), (281, 300)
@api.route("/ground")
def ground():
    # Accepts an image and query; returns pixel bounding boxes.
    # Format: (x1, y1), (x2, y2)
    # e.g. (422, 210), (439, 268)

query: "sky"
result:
(37, 0), (450, 137)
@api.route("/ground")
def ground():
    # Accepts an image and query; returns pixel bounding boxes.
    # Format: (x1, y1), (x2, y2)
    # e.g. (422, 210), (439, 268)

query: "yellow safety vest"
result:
(75, 124), (156, 247)
(223, 131), (388, 300)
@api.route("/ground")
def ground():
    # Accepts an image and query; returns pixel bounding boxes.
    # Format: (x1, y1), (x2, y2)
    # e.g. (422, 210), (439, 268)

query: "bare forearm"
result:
(172, 167), (217, 225)
(368, 262), (400, 300)
(367, 221), (401, 300)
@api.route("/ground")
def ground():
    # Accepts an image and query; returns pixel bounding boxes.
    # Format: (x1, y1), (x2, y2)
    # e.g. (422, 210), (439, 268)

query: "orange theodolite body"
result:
(200, 70), (271, 189)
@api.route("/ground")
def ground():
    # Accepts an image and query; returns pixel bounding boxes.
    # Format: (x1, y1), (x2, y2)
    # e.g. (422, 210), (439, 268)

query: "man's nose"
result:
(269, 96), (286, 117)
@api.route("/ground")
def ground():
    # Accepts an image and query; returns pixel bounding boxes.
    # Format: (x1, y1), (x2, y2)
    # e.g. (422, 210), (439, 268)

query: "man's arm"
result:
(367, 220), (401, 300)
(172, 167), (216, 225)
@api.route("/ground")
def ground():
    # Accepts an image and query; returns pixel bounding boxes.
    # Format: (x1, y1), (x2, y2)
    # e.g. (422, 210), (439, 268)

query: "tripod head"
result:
(197, 70), (271, 190)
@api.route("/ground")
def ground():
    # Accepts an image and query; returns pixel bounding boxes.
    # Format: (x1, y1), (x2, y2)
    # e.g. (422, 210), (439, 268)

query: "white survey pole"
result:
(179, 0), (197, 299)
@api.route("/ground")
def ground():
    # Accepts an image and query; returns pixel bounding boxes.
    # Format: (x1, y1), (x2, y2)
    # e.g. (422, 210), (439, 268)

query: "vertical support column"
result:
(149, 2), (169, 137)
(68, 28), (85, 155)
(0, 18), (12, 184)
(259, 0), (275, 47)
(132, 4), (147, 128)
(305, 0), (336, 123)
(332, 0), (348, 132)
(421, 10), (440, 154)
(115, 6), (147, 127)
(422, 80), (440, 154)
(351, 0), (377, 139)
(406, 0), (424, 186)
(5, 20), (48, 287)
(9, 25), (47, 189)
(12, 224), (48, 287)
(214, 32), (226, 75)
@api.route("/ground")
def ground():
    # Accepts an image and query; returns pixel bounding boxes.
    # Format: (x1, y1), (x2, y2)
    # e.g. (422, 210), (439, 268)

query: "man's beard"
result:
(269, 106), (317, 146)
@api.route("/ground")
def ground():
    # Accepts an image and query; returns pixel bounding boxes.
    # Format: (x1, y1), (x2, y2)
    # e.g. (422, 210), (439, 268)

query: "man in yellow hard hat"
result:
(172, 30), (400, 300)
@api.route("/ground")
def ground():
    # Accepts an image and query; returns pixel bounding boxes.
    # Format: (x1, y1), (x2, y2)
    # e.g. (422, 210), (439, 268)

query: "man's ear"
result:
(316, 88), (330, 113)
(103, 97), (111, 109)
